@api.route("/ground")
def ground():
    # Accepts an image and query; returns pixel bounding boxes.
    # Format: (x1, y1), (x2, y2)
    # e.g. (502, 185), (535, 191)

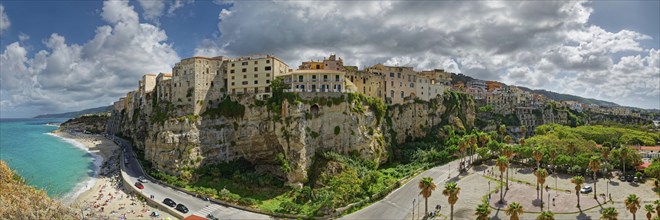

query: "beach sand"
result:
(53, 130), (177, 219)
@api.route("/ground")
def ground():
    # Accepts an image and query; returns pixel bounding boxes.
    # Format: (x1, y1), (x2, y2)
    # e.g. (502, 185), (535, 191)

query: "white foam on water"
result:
(46, 132), (104, 205)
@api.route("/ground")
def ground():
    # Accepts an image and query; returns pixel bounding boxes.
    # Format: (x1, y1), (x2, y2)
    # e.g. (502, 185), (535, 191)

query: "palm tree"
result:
(459, 138), (468, 171)
(496, 156), (509, 203)
(537, 211), (554, 220)
(505, 202), (524, 220)
(600, 207), (619, 220)
(469, 134), (478, 164)
(475, 198), (491, 220)
(418, 177), (436, 216)
(502, 145), (515, 189)
(499, 124), (506, 142)
(533, 147), (544, 190)
(443, 182), (461, 220)
(625, 194), (641, 220)
(589, 156), (601, 199)
(644, 204), (654, 220)
(621, 146), (630, 176)
(535, 168), (549, 209)
(572, 176), (585, 208)
(521, 125), (527, 139)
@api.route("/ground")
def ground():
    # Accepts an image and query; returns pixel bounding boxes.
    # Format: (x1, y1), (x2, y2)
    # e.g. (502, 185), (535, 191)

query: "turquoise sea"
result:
(0, 118), (101, 201)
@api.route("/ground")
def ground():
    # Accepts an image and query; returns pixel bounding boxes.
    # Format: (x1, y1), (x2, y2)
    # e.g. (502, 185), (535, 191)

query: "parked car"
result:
(175, 204), (189, 213)
(207, 214), (219, 220)
(580, 185), (592, 193)
(134, 182), (144, 189)
(138, 176), (147, 183)
(626, 175), (634, 182)
(162, 198), (176, 207)
(619, 175), (626, 181)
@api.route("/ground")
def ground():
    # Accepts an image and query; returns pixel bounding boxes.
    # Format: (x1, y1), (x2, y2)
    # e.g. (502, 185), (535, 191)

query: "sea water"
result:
(0, 118), (101, 202)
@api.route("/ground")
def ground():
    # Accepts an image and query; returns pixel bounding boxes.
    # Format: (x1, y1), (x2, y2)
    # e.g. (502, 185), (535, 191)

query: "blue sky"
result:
(0, 0), (658, 118)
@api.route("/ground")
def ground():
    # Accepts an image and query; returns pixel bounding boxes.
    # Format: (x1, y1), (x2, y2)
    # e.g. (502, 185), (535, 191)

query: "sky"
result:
(0, 0), (658, 118)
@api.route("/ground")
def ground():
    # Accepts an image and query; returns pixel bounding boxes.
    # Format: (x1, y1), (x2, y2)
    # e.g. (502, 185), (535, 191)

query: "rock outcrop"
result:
(116, 92), (475, 185)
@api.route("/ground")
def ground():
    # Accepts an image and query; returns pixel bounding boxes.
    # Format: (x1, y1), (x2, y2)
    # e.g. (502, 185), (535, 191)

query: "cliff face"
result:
(60, 114), (109, 134)
(118, 92), (475, 185)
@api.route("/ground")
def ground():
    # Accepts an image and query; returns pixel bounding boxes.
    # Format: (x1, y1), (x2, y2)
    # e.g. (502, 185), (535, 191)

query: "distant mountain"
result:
(518, 87), (619, 107)
(33, 105), (112, 119)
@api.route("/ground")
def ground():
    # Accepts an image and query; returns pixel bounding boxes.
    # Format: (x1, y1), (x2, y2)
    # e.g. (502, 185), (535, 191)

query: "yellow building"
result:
(155, 73), (172, 103)
(298, 54), (344, 71)
(226, 55), (289, 99)
(345, 68), (384, 99)
(172, 56), (228, 115)
(366, 64), (417, 105)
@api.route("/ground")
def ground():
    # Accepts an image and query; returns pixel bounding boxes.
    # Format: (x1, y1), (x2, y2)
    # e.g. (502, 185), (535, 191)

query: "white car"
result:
(580, 185), (592, 193)
(138, 176), (147, 183)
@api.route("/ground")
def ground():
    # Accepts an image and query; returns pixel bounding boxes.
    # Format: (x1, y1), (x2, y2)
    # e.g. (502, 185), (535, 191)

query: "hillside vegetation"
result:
(0, 160), (75, 219)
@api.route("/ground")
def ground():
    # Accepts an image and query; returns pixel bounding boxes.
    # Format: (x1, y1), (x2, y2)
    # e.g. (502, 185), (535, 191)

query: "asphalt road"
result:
(114, 136), (270, 220)
(342, 158), (464, 220)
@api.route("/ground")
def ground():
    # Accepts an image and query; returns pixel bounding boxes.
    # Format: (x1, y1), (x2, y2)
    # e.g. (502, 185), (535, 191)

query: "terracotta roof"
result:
(635, 146), (660, 151)
(635, 162), (652, 170)
(183, 214), (207, 220)
(145, 73), (157, 76)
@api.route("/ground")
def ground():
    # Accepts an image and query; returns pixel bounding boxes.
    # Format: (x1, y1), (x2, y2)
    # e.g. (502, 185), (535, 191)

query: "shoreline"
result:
(47, 130), (104, 205)
(50, 129), (176, 219)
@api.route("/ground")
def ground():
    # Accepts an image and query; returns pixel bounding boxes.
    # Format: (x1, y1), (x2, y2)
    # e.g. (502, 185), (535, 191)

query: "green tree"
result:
(535, 168), (549, 209)
(505, 202), (524, 220)
(572, 176), (585, 208)
(654, 200), (660, 218)
(625, 194), (641, 220)
(443, 182), (461, 220)
(501, 145), (515, 189)
(521, 125), (527, 139)
(418, 177), (436, 216)
(475, 198), (491, 220)
(499, 124), (507, 142)
(644, 204), (654, 220)
(533, 147), (544, 190)
(589, 156), (601, 199)
(600, 207), (619, 220)
(496, 156), (509, 204)
(537, 210), (554, 220)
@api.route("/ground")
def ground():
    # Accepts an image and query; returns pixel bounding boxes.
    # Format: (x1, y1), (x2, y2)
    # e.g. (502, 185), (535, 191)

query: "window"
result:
(266, 80), (270, 84)
(231, 63), (235, 67)
(254, 74), (258, 78)
(254, 80), (258, 84)
(254, 88), (258, 93)
(265, 66), (271, 71)
(254, 61), (258, 64)
(316, 64), (320, 69)
(266, 74), (270, 77)
(390, 72), (394, 77)
(243, 75), (247, 79)
(335, 75), (340, 81)
(265, 87), (270, 92)
(397, 73), (401, 78)
(298, 76), (303, 82)
(401, 91), (404, 98)
(230, 69), (235, 73)
(231, 76), (235, 80)
(242, 68), (246, 73)
(266, 59), (270, 64)
(400, 82), (402, 87)
(242, 62), (248, 66)
(390, 90), (394, 97)
(254, 67), (258, 71)
(323, 75), (328, 81)
(410, 83), (414, 88)
(231, 82), (235, 86)
(312, 75), (317, 81)
(242, 81), (248, 85)
(391, 81), (394, 86)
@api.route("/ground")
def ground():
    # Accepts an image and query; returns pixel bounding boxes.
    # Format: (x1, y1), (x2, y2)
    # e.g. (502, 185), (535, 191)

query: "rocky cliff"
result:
(60, 114), (109, 134)
(117, 92), (475, 186)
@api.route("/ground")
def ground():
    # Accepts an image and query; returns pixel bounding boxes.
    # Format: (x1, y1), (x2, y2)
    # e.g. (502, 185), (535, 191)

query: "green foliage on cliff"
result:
(347, 92), (387, 125)
(150, 102), (173, 124)
(534, 124), (660, 146)
(203, 97), (246, 119)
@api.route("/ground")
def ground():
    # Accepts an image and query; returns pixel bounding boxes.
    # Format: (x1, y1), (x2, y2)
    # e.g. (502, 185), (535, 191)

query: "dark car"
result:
(162, 198), (176, 207)
(626, 175), (634, 182)
(175, 204), (189, 213)
(134, 182), (144, 189)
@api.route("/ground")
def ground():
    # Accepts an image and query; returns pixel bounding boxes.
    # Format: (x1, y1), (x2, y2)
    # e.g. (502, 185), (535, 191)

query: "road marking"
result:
(193, 204), (222, 216)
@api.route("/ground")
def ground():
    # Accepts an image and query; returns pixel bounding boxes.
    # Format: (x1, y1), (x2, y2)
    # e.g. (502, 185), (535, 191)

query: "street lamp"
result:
(488, 181), (491, 199)
(412, 199), (415, 220)
(448, 164), (451, 179)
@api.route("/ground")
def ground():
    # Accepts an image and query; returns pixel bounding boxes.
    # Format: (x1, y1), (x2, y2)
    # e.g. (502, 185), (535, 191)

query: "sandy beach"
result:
(52, 130), (177, 219)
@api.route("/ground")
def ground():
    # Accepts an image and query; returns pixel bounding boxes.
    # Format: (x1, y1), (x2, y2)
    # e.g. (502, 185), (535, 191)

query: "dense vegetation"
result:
(0, 160), (76, 219)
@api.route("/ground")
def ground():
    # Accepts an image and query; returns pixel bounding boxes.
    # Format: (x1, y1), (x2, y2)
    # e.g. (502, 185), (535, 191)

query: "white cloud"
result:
(0, 4), (10, 33)
(18, 32), (29, 41)
(0, 0), (179, 116)
(195, 0), (658, 109)
(167, 0), (193, 16)
(137, 0), (165, 23)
